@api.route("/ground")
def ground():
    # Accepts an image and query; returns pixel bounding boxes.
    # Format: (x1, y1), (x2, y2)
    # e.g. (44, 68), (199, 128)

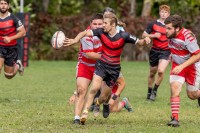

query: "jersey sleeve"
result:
(122, 32), (138, 44)
(92, 28), (104, 38)
(145, 22), (154, 34)
(80, 37), (94, 52)
(12, 14), (23, 29)
(185, 33), (200, 55)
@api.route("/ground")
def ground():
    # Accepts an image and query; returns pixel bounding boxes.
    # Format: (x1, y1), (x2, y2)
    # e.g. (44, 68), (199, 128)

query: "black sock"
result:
(148, 87), (152, 94)
(153, 84), (159, 93)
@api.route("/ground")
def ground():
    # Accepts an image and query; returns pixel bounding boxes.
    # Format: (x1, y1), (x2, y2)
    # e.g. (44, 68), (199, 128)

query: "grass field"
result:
(0, 61), (200, 133)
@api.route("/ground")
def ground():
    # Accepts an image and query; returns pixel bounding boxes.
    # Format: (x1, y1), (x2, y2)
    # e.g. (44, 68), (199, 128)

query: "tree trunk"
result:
(42, 0), (49, 12)
(141, 0), (154, 17)
(129, 0), (136, 18)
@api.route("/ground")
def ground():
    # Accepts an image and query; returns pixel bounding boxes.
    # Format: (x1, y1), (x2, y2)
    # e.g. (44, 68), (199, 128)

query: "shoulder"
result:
(182, 28), (196, 42)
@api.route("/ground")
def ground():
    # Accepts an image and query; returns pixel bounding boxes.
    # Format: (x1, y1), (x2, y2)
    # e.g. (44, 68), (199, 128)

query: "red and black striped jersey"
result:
(0, 12), (23, 46)
(145, 20), (168, 50)
(92, 28), (138, 65)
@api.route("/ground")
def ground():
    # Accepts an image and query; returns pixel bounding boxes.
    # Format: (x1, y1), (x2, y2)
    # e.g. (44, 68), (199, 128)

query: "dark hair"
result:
(90, 13), (103, 23)
(103, 7), (116, 14)
(164, 14), (182, 29)
(0, 0), (9, 4)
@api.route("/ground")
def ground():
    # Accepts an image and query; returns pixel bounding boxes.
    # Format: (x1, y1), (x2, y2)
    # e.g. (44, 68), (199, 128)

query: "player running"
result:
(142, 5), (171, 101)
(64, 13), (150, 125)
(164, 14), (200, 127)
(0, 0), (25, 79)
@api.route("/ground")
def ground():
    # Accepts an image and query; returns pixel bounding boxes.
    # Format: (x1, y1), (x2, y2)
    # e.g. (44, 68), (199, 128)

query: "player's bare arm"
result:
(85, 52), (101, 60)
(136, 37), (151, 46)
(142, 31), (161, 39)
(172, 52), (200, 74)
(63, 30), (93, 46)
(2, 26), (26, 43)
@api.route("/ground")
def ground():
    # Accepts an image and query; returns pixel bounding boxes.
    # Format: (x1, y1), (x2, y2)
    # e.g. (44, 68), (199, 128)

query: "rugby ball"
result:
(51, 31), (65, 49)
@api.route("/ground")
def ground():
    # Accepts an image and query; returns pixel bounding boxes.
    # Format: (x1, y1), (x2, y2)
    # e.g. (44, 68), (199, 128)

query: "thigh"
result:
(76, 77), (91, 93)
(158, 59), (169, 72)
(0, 57), (4, 70)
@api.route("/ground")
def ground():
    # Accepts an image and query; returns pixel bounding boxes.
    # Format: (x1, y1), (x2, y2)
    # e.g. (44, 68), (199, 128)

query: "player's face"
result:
(159, 10), (170, 20)
(103, 18), (112, 33)
(90, 19), (103, 30)
(0, 1), (9, 14)
(165, 23), (177, 39)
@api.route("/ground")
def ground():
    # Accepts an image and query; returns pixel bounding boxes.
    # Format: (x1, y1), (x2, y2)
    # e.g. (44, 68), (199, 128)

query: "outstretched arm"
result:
(63, 30), (93, 46)
(136, 37), (151, 46)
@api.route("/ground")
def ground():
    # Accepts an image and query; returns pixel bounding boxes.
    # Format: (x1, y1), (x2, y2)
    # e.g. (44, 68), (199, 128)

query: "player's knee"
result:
(77, 87), (87, 96)
(157, 71), (164, 76)
(4, 72), (14, 79)
(187, 92), (198, 100)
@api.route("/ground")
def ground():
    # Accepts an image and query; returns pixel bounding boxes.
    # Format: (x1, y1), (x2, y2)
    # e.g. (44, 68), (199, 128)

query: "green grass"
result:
(0, 61), (200, 133)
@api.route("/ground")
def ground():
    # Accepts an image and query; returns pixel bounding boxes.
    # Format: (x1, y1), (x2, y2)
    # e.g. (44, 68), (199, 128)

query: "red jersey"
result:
(92, 28), (138, 65)
(145, 20), (168, 50)
(78, 36), (102, 66)
(0, 12), (23, 46)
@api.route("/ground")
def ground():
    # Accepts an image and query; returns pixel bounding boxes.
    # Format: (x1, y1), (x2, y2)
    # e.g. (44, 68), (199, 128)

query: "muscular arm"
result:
(172, 52), (200, 74)
(3, 26), (26, 43)
(85, 52), (101, 60)
(63, 30), (93, 46)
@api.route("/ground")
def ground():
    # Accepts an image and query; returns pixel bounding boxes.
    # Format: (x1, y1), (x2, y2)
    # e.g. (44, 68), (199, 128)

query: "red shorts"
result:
(170, 62), (197, 85)
(76, 63), (95, 80)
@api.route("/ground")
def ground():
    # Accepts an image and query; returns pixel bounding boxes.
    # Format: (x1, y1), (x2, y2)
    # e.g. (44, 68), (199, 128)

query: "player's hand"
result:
(144, 37), (151, 45)
(109, 98), (115, 107)
(63, 38), (76, 46)
(154, 32), (161, 38)
(2, 36), (11, 43)
(69, 95), (76, 105)
(171, 65), (184, 75)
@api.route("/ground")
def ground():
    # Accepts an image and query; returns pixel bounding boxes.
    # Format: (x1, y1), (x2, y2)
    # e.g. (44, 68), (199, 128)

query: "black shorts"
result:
(0, 46), (18, 66)
(95, 60), (121, 88)
(149, 48), (170, 67)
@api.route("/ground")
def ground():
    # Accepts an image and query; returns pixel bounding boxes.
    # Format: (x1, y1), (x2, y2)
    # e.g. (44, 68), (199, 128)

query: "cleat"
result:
(80, 110), (88, 125)
(167, 117), (180, 127)
(150, 91), (156, 101)
(123, 97), (133, 112)
(89, 104), (95, 111)
(198, 98), (200, 107)
(73, 119), (80, 124)
(102, 103), (110, 118)
(147, 93), (151, 100)
(16, 60), (24, 76)
(93, 104), (100, 117)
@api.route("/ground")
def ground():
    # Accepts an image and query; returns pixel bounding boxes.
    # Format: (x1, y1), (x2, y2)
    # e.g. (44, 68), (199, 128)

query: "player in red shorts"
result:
(69, 13), (103, 124)
(0, 0), (26, 79)
(142, 5), (171, 101)
(64, 13), (150, 124)
(164, 15), (200, 127)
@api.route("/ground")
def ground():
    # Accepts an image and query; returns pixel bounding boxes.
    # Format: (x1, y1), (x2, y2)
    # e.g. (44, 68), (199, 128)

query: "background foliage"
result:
(12, 0), (200, 60)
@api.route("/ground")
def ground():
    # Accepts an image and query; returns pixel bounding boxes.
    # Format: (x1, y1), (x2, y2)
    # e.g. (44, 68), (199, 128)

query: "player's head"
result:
(103, 13), (118, 33)
(0, 0), (9, 14)
(164, 14), (183, 38)
(159, 5), (170, 20)
(90, 13), (103, 30)
(103, 7), (116, 15)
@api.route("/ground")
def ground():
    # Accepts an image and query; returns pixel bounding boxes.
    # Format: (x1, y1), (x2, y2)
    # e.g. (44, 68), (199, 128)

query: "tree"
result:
(141, 0), (154, 17)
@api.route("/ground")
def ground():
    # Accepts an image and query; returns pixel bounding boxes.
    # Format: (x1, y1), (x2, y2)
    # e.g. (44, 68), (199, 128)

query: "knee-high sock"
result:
(170, 96), (180, 120)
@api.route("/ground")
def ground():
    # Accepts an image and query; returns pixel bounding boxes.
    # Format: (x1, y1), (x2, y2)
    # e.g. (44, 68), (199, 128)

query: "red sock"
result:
(121, 101), (126, 107)
(170, 97), (180, 120)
